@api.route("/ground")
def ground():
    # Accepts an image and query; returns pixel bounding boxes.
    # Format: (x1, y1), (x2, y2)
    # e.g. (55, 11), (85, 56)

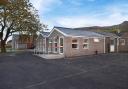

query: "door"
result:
(59, 37), (64, 54)
(110, 39), (115, 52)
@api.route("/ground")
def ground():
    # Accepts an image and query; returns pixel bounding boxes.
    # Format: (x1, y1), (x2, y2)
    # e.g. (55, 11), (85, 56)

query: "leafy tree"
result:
(0, 0), (42, 53)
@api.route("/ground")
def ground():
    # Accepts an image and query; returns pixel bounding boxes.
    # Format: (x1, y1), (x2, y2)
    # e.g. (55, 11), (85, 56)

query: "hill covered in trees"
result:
(75, 21), (128, 33)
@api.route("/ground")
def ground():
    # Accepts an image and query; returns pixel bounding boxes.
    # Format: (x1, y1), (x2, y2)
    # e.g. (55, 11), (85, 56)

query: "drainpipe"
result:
(104, 37), (106, 53)
(45, 37), (46, 54)
(117, 37), (119, 53)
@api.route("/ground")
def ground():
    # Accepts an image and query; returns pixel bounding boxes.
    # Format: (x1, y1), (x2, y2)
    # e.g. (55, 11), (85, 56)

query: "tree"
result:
(0, 0), (42, 53)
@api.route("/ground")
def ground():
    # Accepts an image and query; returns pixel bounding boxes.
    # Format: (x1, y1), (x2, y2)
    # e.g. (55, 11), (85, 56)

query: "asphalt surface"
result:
(0, 52), (128, 89)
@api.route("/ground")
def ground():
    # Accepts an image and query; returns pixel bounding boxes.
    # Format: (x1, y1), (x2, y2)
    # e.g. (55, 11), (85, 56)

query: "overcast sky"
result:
(30, 0), (128, 28)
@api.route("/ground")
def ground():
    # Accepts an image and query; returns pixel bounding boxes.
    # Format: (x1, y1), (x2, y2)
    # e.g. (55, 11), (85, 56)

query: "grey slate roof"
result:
(40, 32), (50, 37)
(12, 34), (19, 40)
(54, 27), (105, 37)
(95, 32), (119, 38)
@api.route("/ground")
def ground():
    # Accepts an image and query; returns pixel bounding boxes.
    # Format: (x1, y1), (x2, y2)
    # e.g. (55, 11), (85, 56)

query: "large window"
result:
(59, 37), (64, 53)
(72, 39), (78, 49)
(83, 39), (89, 49)
(54, 37), (58, 53)
(48, 39), (52, 52)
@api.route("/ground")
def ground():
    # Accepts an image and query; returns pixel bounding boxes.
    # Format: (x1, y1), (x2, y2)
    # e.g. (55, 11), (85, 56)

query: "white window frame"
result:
(59, 37), (64, 54)
(48, 39), (52, 53)
(53, 37), (58, 53)
(120, 39), (125, 45)
(72, 39), (79, 49)
(83, 38), (89, 49)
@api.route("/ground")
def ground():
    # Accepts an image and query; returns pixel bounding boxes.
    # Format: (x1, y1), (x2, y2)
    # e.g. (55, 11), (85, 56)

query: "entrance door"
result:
(110, 39), (115, 52)
(59, 37), (64, 54)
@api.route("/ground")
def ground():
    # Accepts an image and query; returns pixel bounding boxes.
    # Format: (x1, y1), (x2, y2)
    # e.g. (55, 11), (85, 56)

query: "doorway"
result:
(110, 39), (115, 52)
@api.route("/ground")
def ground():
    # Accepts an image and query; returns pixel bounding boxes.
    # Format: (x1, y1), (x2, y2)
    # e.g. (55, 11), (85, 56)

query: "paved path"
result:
(0, 52), (128, 89)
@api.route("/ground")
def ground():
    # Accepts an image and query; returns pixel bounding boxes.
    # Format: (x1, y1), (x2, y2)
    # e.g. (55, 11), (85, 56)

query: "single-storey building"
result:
(35, 27), (119, 58)
(117, 32), (128, 52)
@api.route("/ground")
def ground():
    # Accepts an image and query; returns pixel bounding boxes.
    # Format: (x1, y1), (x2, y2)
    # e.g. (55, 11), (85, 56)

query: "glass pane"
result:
(60, 47), (63, 53)
(83, 44), (88, 49)
(55, 38), (57, 42)
(60, 38), (63, 46)
(55, 48), (58, 52)
(55, 43), (57, 47)
(49, 43), (52, 48)
(72, 44), (77, 48)
(49, 39), (52, 43)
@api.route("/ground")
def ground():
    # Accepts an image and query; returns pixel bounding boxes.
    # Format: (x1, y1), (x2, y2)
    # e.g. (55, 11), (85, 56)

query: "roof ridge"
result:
(54, 26), (72, 29)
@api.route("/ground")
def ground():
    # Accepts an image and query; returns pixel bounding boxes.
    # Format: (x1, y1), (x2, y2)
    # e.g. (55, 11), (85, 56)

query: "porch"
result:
(34, 36), (64, 59)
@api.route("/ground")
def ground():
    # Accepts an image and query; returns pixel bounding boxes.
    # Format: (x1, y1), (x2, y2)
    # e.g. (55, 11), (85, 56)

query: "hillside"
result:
(75, 21), (128, 33)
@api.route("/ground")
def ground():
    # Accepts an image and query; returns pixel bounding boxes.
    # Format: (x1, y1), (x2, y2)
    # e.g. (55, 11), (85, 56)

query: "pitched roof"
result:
(40, 32), (50, 37)
(116, 32), (128, 37)
(54, 27), (105, 38)
(95, 32), (119, 38)
(54, 27), (119, 38)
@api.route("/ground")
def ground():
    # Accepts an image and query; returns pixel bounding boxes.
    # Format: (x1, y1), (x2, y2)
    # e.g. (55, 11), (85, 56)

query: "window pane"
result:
(55, 38), (57, 42)
(83, 44), (88, 49)
(55, 48), (58, 52)
(60, 47), (63, 53)
(49, 39), (52, 43)
(55, 43), (57, 47)
(72, 44), (77, 48)
(60, 38), (63, 46)
(49, 43), (52, 48)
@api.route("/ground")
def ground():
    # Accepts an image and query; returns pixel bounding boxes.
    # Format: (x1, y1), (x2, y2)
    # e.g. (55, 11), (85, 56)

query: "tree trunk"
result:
(1, 40), (6, 53)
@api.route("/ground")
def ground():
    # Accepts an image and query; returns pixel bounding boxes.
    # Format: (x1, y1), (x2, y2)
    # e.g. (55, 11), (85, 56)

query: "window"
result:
(53, 37), (58, 52)
(83, 39), (89, 49)
(120, 39), (125, 45)
(54, 37), (58, 43)
(48, 39), (52, 52)
(60, 38), (63, 46)
(72, 39), (78, 49)
(59, 38), (64, 53)
(94, 38), (100, 42)
(49, 39), (52, 43)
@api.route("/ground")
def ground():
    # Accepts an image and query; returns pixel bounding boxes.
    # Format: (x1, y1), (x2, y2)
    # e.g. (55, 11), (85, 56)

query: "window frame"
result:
(59, 37), (64, 54)
(120, 39), (125, 46)
(48, 39), (52, 52)
(72, 39), (79, 49)
(83, 38), (89, 49)
(53, 37), (58, 53)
